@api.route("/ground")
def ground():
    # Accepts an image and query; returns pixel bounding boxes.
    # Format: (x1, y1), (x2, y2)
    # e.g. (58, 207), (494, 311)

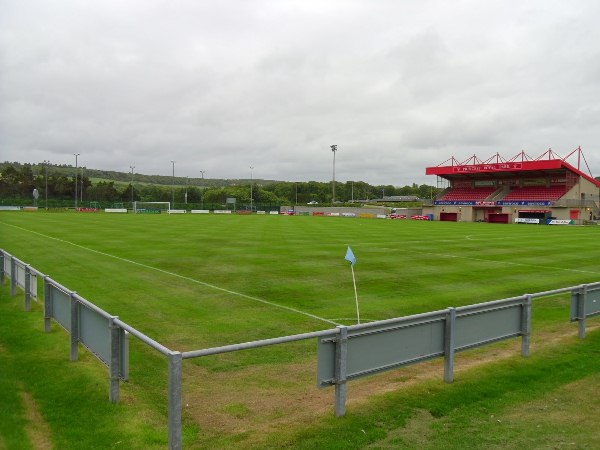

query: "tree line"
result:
(0, 162), (442, 207)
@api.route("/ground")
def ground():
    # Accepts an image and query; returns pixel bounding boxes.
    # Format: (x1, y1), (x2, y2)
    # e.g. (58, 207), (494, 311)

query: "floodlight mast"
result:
(74, 153), (80, 209)
(185, 177), (188, 204)
(170, 161), (175, 209)
(43, 160), (50, 209)
(250, 166), (254, 211)
(130, 165), (135, 205)
(80, 167), (85, 203)
(330, 145), (337, 204)
(199, 170), (205, 209)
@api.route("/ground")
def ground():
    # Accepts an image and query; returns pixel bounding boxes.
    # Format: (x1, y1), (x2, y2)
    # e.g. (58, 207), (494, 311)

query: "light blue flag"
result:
(345, 246), (356, 266)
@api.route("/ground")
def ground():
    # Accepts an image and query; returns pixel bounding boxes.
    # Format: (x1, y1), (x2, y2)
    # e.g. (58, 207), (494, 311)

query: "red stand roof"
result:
(425, 148), (600, 188)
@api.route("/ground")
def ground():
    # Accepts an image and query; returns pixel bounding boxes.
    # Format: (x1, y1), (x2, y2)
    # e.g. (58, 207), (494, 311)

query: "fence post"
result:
(70, 292), (79, 361)
(334, 326), (348, 417)
(444, 307), (456, 383)
(521, 295), (532, 357)
(10, 257), (17, 297)
(43, 277), (52, 332)
(577, 285), (587, 339)
(0, 251), (4, 285)
(24, 265), (31, 311)
(109, 316), (121, 403)
(168, 351), (183, 450)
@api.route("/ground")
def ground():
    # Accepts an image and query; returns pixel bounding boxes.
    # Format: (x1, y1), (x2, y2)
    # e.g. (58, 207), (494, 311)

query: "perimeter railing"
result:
(2, 248), (600, 450)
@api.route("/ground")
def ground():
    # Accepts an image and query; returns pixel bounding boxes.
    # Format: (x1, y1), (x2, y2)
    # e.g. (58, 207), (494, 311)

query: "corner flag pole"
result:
(350, 263), (359, 324)
(345, 246), (360, 324)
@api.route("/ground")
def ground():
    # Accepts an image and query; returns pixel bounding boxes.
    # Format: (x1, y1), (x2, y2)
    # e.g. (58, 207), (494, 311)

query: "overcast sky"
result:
(2, 1), (600, 185)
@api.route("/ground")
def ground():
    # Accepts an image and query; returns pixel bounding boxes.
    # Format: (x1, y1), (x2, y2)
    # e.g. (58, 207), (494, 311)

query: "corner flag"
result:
(344, 246), (360, 324)
(345, 246), (356, 266)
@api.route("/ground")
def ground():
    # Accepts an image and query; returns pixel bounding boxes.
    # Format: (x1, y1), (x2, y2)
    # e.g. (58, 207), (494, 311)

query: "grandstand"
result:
(423, 147), (600, 224)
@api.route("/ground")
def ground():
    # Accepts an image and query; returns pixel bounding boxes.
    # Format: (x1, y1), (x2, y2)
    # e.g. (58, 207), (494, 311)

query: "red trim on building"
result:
(426, 158), (600, 188)
(427, 148), (600, 186)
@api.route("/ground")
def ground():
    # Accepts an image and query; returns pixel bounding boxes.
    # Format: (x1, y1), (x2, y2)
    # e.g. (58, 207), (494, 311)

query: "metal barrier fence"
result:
(1, 248), (599, 449)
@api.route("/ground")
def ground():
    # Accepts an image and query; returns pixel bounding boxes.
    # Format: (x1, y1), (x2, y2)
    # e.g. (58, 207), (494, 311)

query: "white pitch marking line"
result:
(2, 221), (340, 326)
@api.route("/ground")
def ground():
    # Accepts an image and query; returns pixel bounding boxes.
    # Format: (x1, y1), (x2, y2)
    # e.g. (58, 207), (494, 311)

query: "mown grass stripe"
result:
(0, 220), (339, 326)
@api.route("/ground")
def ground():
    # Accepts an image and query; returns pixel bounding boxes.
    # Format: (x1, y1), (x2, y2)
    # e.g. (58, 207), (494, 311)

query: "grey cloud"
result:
(2, 0), (600, 185)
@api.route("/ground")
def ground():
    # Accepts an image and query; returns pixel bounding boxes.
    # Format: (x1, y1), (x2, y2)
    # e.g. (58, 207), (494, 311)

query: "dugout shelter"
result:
(423, 147), (600, 224)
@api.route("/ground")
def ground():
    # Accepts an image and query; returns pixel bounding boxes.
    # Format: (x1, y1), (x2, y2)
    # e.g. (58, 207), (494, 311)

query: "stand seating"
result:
(502, 186), (567, 201)
(439, 187), (496, 201)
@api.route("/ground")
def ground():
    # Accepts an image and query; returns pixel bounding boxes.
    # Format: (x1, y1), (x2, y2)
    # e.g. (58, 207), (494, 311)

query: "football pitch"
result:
(3, 213), (600, 340)
(1, 212), (600, 449)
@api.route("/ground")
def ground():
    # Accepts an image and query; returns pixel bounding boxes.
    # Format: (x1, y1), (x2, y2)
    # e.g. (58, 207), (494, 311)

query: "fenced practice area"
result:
(2, 212), (600, 449)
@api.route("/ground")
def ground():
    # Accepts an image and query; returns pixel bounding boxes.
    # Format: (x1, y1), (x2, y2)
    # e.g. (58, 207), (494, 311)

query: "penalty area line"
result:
(2, 221), (339, 326)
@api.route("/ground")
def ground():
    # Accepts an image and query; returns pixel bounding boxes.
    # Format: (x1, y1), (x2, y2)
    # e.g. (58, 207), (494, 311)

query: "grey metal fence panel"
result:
(30, 273), (38, 299)
(454, 304), (522, 351)
(50, 284), (72, 332)
(318, 313), (446, 386)
(584, 287), (600, 317)
(571, 285), (600, 320)
(77, 303), (129, 379)
(14, 261), (38, 299)
(570, 288), (582, 321)
(348, 319), (446, 379)
(4, 254), (11, 278)
(15, 261), (26, 289)
(78, 302), (111, 365)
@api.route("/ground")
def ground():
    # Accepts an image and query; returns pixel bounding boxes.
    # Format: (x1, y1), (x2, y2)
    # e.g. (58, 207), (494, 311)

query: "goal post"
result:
(133, 201), (171, 214)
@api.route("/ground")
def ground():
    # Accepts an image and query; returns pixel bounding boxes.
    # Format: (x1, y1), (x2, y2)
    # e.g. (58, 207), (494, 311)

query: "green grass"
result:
(265, 330), (600, 449)
(1, 212), (599, 448)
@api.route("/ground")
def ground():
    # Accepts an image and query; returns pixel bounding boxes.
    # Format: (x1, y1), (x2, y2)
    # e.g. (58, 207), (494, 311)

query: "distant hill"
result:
(1, 160), (441, 205)
(0, 161), (278, 188)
